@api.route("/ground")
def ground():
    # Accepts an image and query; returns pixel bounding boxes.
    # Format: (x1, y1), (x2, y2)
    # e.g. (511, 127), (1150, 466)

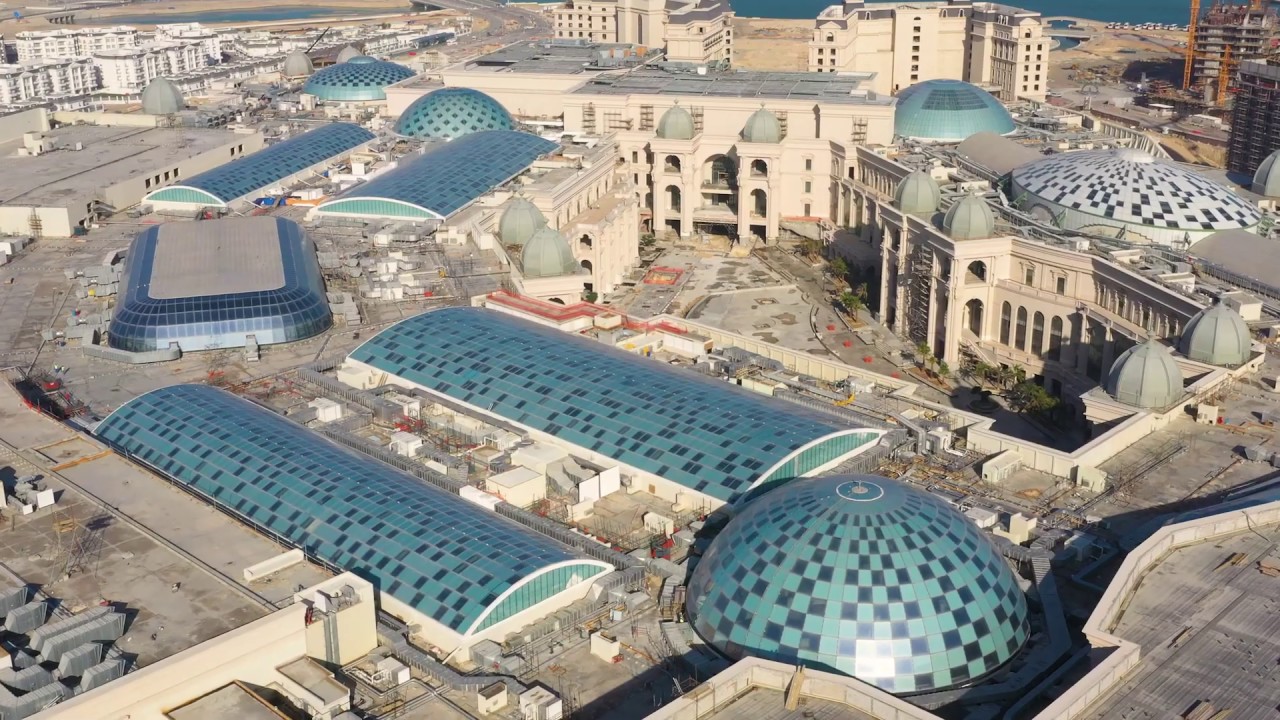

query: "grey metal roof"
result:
(955, 132), (1042, 176)
(1191, 228), (1280, 286)
(148, 218), (286, 299)
(572, 69), (892, 105)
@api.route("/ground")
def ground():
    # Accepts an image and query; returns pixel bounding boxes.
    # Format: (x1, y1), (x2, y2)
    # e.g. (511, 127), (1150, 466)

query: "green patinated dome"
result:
(499, 198), (546, 246)
(521, 226), (577, 278)
(1253, 150), (1280, 198)
(943, 194), (996, 240)
(395, 87), (514, 140)
(141, 77), (184, 115)
(1178, 303), (1251, 367)
(1105, 339), (1184, 408)
(742, 108), (782, 143)
(895, 170), (941, 215)
(283, 50), (314, 78)
(656, 105), (695, 140)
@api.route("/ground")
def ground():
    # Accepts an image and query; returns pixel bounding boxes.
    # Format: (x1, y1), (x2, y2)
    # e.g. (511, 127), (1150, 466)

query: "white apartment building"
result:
(93, 41), (206, 93)
(15, 26), (139, 62)
(809, 0), (1047, 101)
(154, 23), (224, 63)
(553, 0), (734, 65)
(0, 59), (96, 105)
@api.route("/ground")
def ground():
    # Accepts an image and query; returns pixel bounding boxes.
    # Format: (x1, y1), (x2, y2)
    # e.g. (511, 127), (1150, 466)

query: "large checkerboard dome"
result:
(686, 474), (1029, 695)
(1010, 148), (1262, 246)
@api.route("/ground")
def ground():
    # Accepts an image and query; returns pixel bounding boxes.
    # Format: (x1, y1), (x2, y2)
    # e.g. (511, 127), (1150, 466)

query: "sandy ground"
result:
(732, 17), (811, 72)
(0, 0), (441, 30)
(1047, 22), (1185, 87)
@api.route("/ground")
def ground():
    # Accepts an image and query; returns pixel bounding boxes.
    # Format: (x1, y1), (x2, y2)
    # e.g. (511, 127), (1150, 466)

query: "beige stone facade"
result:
(809, 0), (1048, 101)
(848, 146), (1208, 417)
(552, 0), (734, 66)
(389, 62), (895, 243)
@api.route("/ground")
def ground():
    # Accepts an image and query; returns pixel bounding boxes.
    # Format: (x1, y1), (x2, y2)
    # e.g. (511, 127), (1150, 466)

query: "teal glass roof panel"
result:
(94, 384), (593, 634)
(302, 58), (415, 102)
(687, 475), (1030, 694)
(893, 79), (1015, 143)
(349, 307), (873, 503)
(167, 123), (374, 203)
(394, 87), (514, 140)
(328, 130), (557, 219)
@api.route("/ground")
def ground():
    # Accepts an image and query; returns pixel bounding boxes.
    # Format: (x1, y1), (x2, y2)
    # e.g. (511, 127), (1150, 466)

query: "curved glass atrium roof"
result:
(144, 123), (375, 207)
(394, 87), (514, 140)
(315, 130), (558, 221)
(95, 385), (610, 638)
(687, 474), (1030, 694)
(1010, 149), (1261, 243)
(108, 217), (331, 353)
(893, 79), (1016, 142)
(302, 56), (415, 102)
(348, 308), (883, 504)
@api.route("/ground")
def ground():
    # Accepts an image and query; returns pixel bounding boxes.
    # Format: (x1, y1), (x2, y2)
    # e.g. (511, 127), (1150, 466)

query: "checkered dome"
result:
(687, 474), (1029, 695)
(394, 87), (514, 140)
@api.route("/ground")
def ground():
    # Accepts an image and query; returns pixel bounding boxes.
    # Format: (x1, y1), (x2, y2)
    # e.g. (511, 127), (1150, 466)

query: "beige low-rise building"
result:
(809, 0), (1049, 101)
(552, 0), (734, 66)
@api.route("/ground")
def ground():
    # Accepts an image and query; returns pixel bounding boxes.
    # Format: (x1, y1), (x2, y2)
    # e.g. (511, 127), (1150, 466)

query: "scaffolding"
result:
(904, 242), (934, 346)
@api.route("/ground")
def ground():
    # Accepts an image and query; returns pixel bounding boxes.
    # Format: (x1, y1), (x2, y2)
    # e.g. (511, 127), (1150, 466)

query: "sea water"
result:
(729, 0), (1191, 26)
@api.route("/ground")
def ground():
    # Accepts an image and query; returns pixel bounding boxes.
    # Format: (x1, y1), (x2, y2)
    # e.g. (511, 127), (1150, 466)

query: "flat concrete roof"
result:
(150, 218), (287, 299)
(277, 657), (349, 706)
(1085, 525), (1280, 718)
(572, 69), (892, 105)
(168, 683), (285, 720)
(0, 125), (236, 208)
(685, 687), (874, 719)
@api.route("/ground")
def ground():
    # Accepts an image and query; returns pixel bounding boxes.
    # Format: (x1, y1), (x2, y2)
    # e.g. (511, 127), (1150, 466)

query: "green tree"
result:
(937, 360), (950, 379)
(1008, 381), (1058, 417)
(829, 256), (849, 284)
(839, 291), (861, 319)
(799, 238), (822, 258)
(914, 341), (934, 372)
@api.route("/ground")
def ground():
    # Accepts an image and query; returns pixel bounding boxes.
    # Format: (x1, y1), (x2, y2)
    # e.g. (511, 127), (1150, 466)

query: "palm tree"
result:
(839, 291), (861, 319)
(914, 341), (933, 372)
(937, 360), (950, 379)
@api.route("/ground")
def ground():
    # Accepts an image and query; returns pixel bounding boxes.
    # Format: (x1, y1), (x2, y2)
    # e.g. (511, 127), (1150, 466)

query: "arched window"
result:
(1032, 311), (1045, 356)
(579, 234), (593, 252)
(966, 260), (987, 284)
(667, 185), (681, 212)
(664, 155), (681, 173)
(751, 159), (768, 177)
(966, 299), (984, 336)
(750, 188), (767, 216)
(1015, 306), (1028, 350)
(999, 302), (1012, 345)
(1049, 316), (1064, 360)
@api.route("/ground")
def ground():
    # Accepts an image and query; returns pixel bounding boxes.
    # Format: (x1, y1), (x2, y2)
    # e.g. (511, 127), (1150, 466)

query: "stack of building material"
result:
(2, 602), (47, 634)
(75, 658), (126, 695)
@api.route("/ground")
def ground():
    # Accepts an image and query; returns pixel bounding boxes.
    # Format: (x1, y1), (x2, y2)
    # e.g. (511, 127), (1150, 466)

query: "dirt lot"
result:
(732, 17), (811, 72)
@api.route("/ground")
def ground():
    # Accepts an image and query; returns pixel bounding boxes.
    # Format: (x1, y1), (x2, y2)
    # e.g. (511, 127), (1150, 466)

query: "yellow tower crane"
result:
(1184, 0), (1201, 90)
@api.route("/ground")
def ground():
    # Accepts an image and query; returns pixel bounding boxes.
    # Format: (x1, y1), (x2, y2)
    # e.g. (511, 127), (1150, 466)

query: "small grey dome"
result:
(336, 45), (362, 63)
(521, 226), (577, 278)
(656, 105), (695, 140)
(1253, 150), (1280, 198)
(141, 77), (184, 115)
(943, 194), (995, 240)
(1178, 302), (1251, 367)
(283, 50), (314, 78)
(895, 170), (941, 215)
(741, 108), (782, 143)
(499, 198), (546, 246)
(1105, 339), (1184, 409)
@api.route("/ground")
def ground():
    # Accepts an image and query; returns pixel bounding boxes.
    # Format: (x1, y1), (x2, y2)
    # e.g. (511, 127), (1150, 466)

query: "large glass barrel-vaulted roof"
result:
(687, 475), (1030, 695)
(144, 123), (375, 207)
(348, 307), (883, 504)
(95, 385), (610, 637)
(302, 56), (415, 102)
(108, 217), (331, 353)
(893, 79), (1015, 143)
(314, 130), (558, 221)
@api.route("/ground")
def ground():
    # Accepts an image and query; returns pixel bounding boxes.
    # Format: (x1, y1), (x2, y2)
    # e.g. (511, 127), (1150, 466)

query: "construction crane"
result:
(1217, 44), (1235, 106)
(305, 27), (331, 54)
(1184, 0), (1201, 89)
